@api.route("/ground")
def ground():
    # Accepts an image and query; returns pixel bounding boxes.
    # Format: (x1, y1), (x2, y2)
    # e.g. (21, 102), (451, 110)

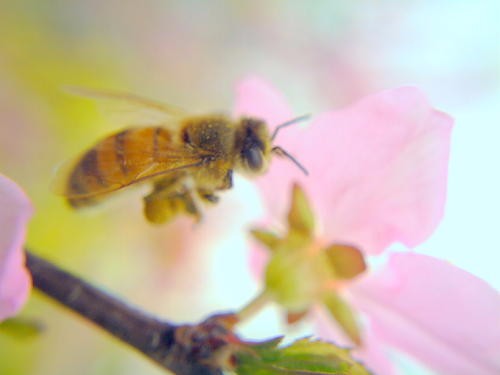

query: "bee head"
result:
(234, 118), (272, 175)
(234, 115), (310, 176)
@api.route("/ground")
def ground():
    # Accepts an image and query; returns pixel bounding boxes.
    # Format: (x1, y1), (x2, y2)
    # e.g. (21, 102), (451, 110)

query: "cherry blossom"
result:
(0, 174), (32, 321)
(234, 76), (500, 375)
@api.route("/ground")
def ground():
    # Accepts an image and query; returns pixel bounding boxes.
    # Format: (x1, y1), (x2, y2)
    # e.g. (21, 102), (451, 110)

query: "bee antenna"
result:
(272, 146), (309, 176)
(271, 114), (311, 141)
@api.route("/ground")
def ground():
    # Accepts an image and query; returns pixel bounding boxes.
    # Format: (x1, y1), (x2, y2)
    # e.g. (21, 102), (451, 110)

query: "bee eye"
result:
(242, 147), (263, 171)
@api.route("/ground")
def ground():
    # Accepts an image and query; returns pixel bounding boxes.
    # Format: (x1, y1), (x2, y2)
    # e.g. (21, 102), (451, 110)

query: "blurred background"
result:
(0, 1), (498, 374)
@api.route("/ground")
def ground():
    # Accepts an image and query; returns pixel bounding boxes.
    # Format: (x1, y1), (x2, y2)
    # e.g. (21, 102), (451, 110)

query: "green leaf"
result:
(234, 337), (371, 375)
(287, 184), (315, 238)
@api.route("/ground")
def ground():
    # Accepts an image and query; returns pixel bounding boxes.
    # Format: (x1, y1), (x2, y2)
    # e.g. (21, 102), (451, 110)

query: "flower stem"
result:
(237, 290), (272, 323)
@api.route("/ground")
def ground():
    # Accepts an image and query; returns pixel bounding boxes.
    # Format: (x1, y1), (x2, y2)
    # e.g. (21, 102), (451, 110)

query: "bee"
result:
(55, 89), (308, 224)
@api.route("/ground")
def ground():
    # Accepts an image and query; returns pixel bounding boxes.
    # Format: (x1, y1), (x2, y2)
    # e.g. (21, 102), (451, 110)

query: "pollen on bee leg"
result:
(143, 190), (200, 224)
(143, 194), (176, 224)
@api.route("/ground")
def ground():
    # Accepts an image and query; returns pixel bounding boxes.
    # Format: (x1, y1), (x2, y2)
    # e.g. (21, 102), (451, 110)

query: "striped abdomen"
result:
(66, 127), (174, 207)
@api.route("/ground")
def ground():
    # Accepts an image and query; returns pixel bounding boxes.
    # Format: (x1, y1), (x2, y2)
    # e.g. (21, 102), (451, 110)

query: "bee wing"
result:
(52, 141), (207, 204)
(65, 87), (191, 130)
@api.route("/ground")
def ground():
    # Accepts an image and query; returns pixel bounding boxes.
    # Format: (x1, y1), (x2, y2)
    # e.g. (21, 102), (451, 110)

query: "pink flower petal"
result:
(257, 86), (453, 255)
(349, 252), (500, 375)
(354, 327), (399, 375)
(247, 242), (268, 280)
(0, 174), (33, 321)
(233, 76), (293, 127)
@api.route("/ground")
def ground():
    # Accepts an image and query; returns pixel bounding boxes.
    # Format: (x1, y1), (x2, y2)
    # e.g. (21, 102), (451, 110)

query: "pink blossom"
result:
(236, 76), (451, 256)
(0, 174), (33, 321)
(234, 77), (500, 375)
(350, 253), (500, 375)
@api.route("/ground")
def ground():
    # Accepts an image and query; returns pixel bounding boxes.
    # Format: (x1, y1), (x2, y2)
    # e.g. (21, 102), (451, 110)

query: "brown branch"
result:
(25, 250), (237, 375)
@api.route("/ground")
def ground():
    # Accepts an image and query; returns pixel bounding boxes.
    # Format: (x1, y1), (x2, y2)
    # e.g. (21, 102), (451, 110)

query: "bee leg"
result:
(194, 169), (232, 206)
(218, 169), (233, 190)
(198, 190), (219, 204)
(144, 190), (201, 224)
(180, 192), (200, 218)
(143, 177), (201, 224)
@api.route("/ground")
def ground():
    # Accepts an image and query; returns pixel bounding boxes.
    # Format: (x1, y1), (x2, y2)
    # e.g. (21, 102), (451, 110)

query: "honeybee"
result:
(55, 89), (308, 224)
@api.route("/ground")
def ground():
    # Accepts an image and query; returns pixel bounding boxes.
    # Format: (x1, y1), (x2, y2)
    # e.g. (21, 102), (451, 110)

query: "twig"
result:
(25, 249), (237, 375)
